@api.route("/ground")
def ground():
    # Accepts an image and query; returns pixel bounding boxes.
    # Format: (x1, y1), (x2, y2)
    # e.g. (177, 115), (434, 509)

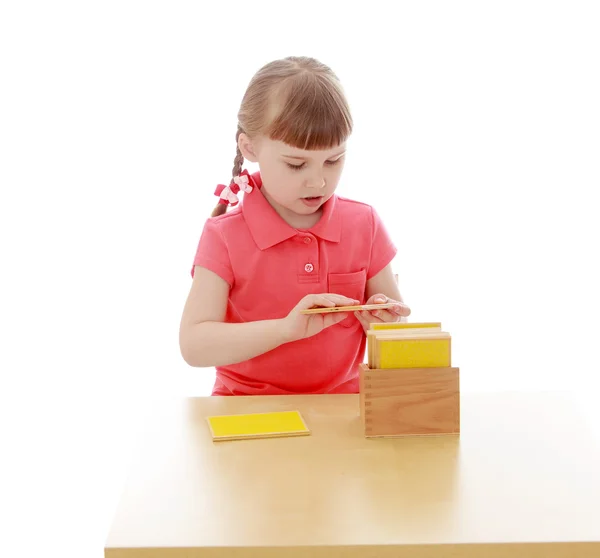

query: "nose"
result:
(307, 175), (326, 189)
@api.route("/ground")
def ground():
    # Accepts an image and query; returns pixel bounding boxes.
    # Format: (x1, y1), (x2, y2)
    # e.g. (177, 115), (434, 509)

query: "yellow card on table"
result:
(207, 410), (310, 441)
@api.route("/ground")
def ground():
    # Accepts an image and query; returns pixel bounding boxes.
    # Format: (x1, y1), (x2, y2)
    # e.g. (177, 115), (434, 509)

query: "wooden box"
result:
(359, 363), (460, 437)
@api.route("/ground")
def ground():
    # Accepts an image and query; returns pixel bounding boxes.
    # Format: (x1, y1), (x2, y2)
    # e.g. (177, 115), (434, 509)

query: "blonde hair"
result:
(211, 56), (353, 217)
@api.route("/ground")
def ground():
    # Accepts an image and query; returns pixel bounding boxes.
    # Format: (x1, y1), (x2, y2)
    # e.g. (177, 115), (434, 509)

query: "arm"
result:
(365, 263), (403, 303)
(179, 266), (289, 367)
(354, 264), (411, 330)
(179, 266), (358, 368)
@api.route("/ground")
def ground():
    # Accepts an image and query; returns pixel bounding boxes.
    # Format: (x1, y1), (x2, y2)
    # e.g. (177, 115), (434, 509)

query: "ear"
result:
(238, 133), (259, 163)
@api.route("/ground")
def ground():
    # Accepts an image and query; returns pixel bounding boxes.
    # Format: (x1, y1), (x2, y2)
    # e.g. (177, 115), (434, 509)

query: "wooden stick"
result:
(300, 302), (398, 315)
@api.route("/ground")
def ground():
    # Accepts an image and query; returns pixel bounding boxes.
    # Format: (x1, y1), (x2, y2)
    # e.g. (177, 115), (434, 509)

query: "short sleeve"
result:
(368, 206), (398, 279)
(190, 218), (234, 287)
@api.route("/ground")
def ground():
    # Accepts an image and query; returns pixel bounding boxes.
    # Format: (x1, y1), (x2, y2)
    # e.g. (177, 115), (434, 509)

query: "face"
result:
(238, 134), (347, 227)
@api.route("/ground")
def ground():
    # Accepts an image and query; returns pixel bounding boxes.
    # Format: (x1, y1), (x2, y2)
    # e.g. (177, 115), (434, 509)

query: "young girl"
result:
(179, 56), (411, 396)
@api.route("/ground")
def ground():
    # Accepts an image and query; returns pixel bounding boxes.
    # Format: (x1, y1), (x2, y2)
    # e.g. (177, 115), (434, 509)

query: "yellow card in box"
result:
(370, 322), (442, 330)
(376, 334), (451, 369)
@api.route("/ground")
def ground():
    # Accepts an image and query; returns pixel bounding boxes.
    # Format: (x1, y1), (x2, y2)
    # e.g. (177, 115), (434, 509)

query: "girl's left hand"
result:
(354, 294), (411, 331)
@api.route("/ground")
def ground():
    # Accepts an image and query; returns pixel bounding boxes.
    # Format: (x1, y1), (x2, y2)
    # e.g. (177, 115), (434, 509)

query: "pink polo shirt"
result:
(191, 172), (397, 396)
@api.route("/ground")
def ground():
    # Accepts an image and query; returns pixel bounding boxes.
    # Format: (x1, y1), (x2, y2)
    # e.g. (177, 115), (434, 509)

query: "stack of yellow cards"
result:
(207, 410), (311, 441)
(367, 322), (451, 369)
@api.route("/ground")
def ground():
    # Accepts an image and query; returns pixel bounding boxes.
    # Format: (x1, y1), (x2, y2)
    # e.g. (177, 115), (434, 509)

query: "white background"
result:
(1, 1), (599, 557)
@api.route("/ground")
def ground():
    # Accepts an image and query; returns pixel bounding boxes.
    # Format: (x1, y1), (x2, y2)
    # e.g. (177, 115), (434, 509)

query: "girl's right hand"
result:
(280, 293), (360, 343)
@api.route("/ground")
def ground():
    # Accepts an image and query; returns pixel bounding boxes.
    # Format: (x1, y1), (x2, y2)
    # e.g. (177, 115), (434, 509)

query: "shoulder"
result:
(196, 206), (249, 254)
(335, 194), (372, 210)
(334, 194), (379, 223)
(334, 195), (392, 248)
(202, 205), (245, 233)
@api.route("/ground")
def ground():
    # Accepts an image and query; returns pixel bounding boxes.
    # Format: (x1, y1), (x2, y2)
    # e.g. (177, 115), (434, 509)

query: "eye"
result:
(285, 158), (343, 171)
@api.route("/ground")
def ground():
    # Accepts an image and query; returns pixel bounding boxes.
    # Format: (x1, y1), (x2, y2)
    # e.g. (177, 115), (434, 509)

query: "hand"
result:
(354, 293), (411, 332)
(280, 293), (360, 343)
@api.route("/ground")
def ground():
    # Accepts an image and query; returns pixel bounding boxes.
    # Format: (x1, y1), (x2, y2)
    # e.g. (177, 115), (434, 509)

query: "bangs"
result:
(265, 73), (353, 150)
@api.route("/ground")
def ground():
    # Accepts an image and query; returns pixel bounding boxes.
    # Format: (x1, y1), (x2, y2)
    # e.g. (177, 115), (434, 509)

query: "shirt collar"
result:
(242, 171), (342, 250)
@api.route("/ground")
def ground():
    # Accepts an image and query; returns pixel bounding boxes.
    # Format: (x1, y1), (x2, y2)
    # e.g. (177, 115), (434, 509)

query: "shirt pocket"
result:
(328, 269), (367, 328)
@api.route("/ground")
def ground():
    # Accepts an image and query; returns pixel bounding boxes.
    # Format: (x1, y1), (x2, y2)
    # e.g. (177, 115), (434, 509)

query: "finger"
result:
(298, 296), (332, 311)
(370, 304), (413, 322)
(369, 299), (411, 318)
(368, 310), (387, 323)
(383, 303), (411, 317)
(308, 294), (360, 309)
(354, 310), (371, 329)
(358, 310), (383, 325)
(365, 294), (386, 305)
(325, 294), (361, 306)
(373, 309), (397, 322)
(397, 304), (411, 317)
(300, 294), (345, 311)
(324, 312), (352, 328)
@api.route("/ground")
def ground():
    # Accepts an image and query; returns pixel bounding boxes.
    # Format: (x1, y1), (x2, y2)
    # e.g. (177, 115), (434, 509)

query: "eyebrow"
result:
(282, 150), (346, 160)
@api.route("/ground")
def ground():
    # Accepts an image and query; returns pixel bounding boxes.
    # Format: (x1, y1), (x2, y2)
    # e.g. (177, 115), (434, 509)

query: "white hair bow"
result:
(233, 174), (253, 194)
(218, 185), (240, 205)
(214, 172), (255, 206)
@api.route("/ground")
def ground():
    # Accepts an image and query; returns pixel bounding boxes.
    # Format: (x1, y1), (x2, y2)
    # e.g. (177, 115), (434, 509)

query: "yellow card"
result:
(300, 302), (396, 314)
(207, 410), (310, 441)
(370, 321), (442, 330)
(377, 336), (451, 369)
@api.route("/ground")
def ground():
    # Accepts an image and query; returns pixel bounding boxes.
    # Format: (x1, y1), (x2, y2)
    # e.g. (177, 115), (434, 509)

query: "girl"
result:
(179, 56), (411, 396)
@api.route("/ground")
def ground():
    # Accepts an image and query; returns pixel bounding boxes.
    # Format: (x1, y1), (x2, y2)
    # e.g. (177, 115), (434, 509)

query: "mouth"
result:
(301, 196), (324, 207)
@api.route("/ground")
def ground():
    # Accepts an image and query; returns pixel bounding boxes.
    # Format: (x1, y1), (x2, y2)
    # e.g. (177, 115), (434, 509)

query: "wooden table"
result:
(105, 392), (600, 557)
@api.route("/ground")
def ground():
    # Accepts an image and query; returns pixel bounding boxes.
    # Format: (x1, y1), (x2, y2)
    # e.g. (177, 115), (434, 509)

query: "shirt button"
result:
(304, 237), (311, 244)
(304, 263), (314, 273)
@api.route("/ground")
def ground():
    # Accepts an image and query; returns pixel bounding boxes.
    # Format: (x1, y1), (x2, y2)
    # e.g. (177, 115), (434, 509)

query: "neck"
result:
(262, 191), (324, 229)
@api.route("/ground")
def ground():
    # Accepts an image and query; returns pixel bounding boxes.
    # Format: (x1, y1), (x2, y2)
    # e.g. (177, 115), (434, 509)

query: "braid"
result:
(231, 128), (245, 182)
(210, 126), (245, 218)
